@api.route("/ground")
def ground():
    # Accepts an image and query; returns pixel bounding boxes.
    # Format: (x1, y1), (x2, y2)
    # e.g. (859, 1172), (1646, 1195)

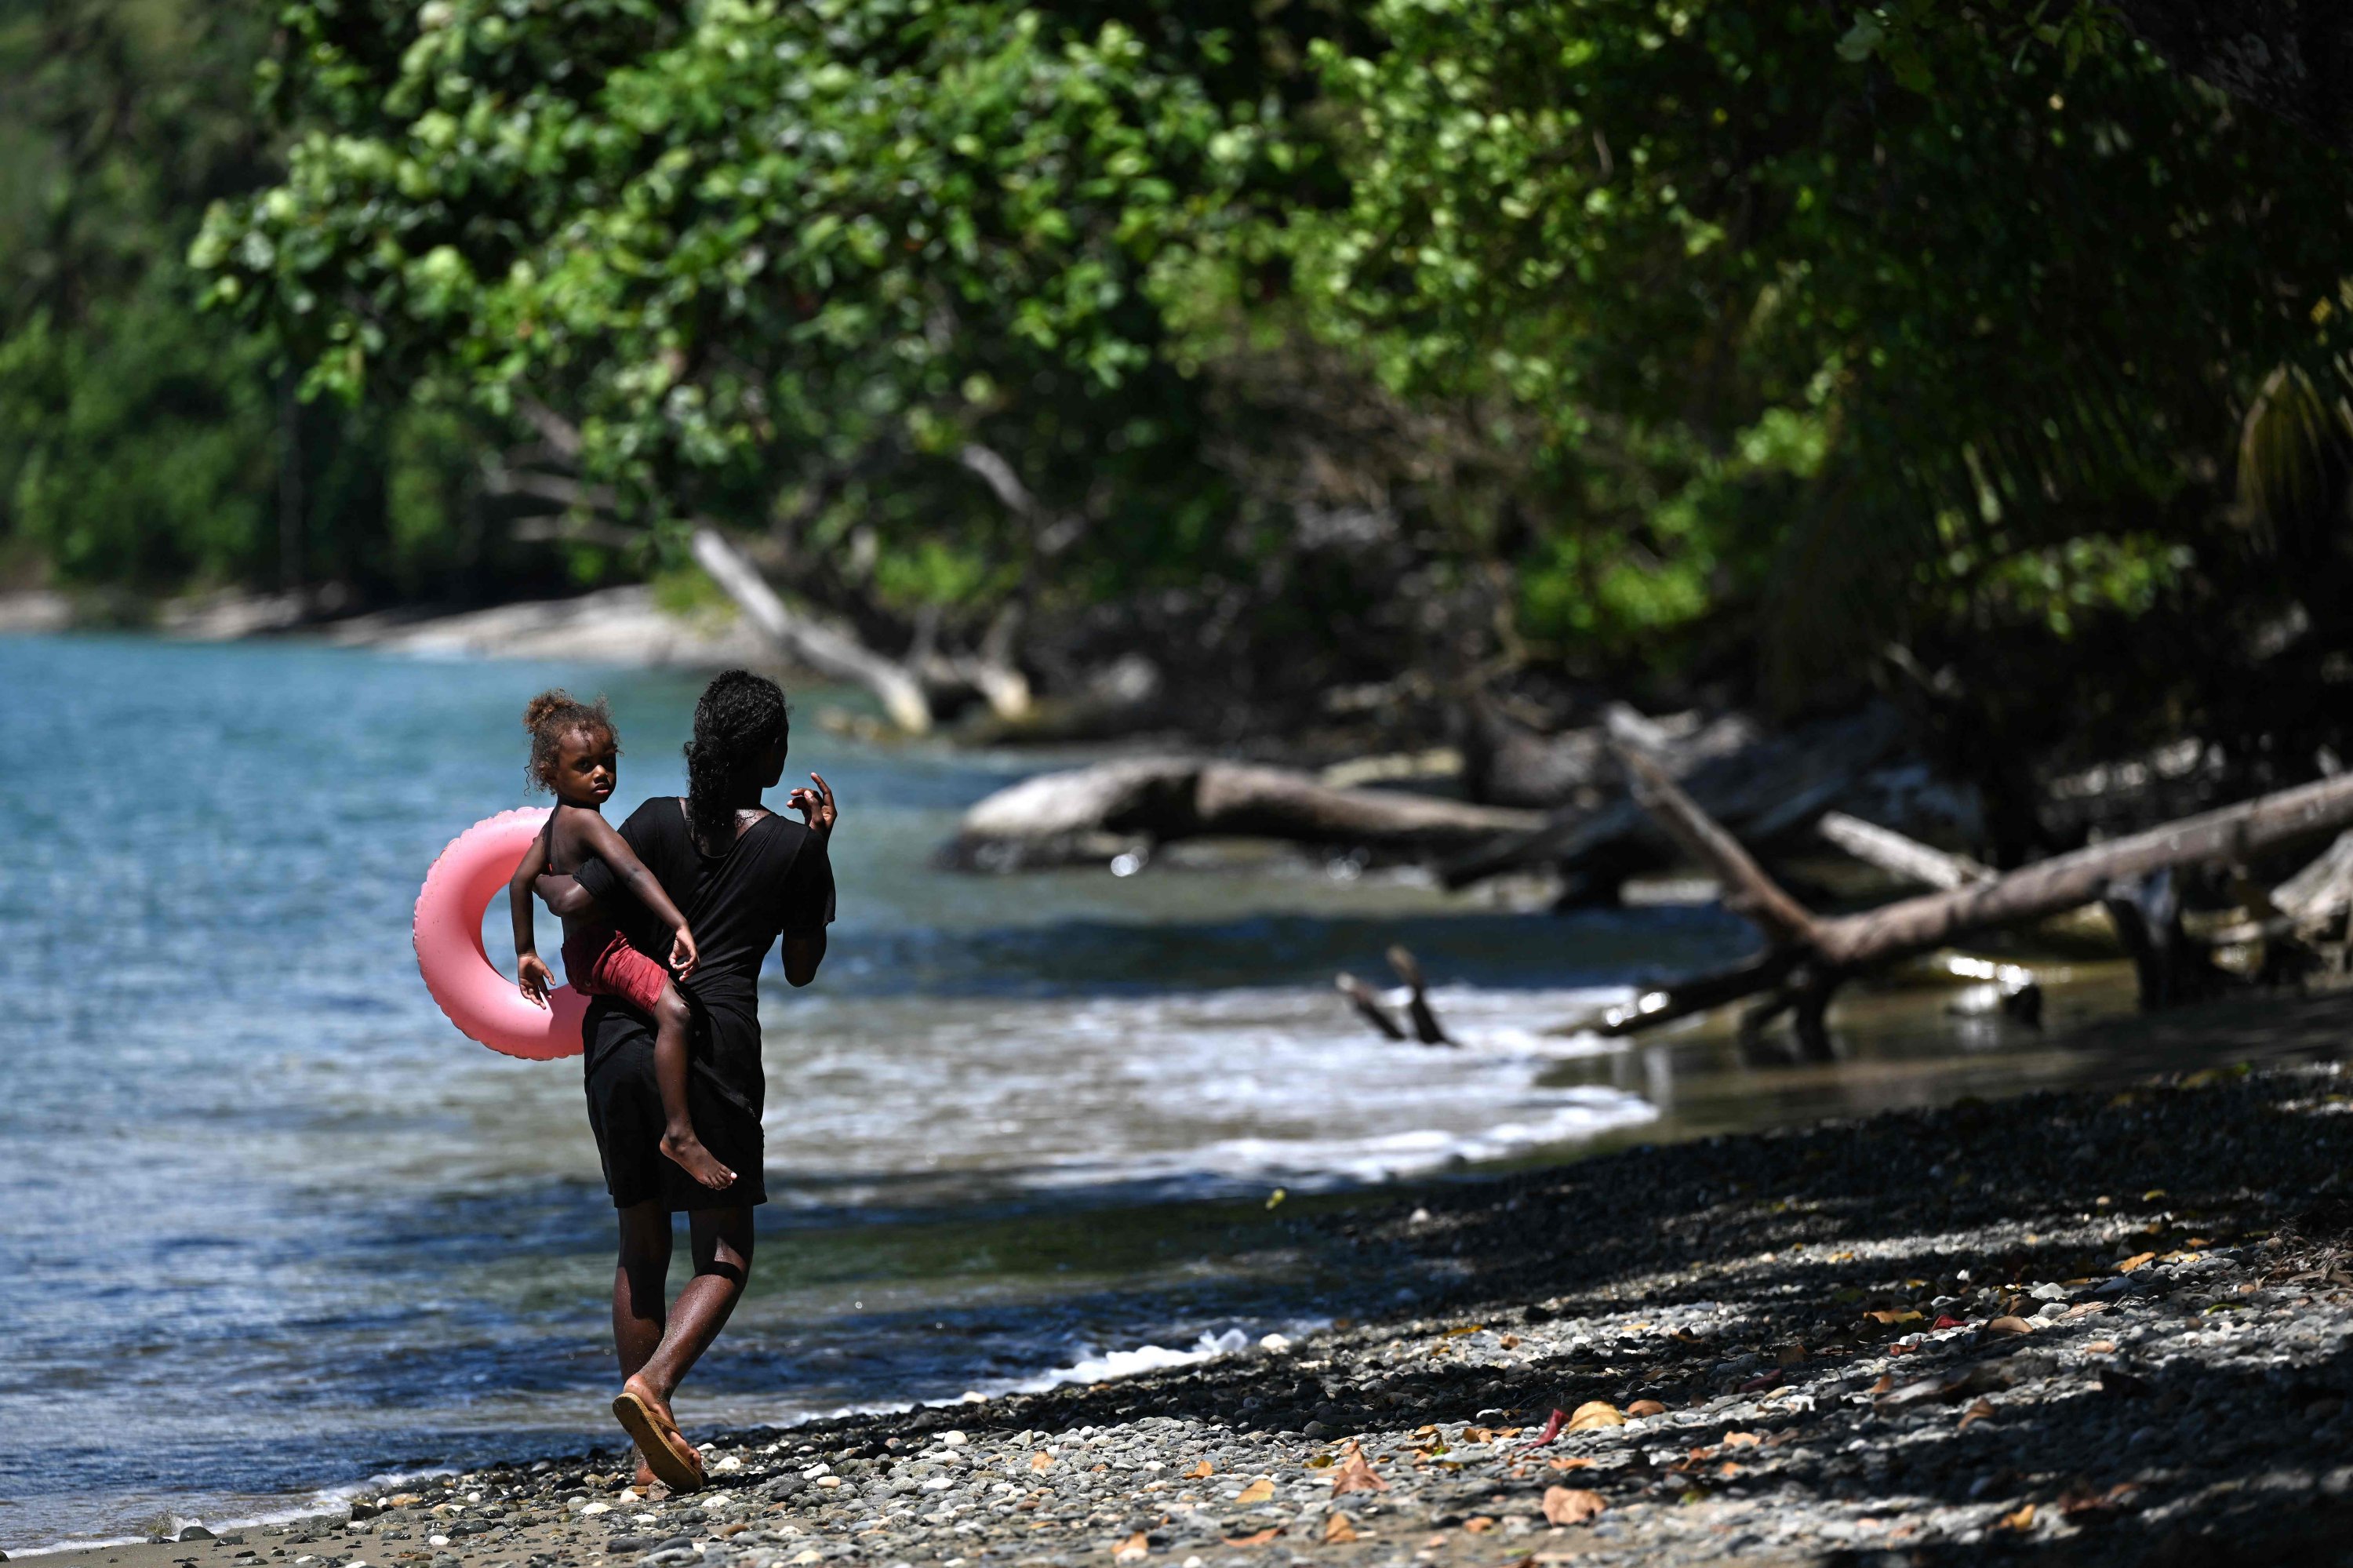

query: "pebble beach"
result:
(56, 995), (2353, 1568)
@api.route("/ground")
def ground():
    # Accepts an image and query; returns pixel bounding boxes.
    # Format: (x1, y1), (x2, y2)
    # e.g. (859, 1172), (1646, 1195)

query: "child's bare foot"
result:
(660, 1127), (735, 1190)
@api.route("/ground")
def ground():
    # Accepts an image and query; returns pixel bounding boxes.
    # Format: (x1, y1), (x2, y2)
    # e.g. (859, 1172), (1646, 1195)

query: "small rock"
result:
(177, 1526), (216, 1543)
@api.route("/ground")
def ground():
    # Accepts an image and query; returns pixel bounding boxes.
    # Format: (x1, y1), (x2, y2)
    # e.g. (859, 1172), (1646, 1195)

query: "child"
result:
(508, 690), (734, 1191)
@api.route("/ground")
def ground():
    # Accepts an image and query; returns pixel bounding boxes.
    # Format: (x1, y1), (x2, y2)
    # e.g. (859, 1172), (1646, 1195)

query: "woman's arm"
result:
(574, 812), (699, 975)
(780, 931), (826, 987)
(508, 822), (556, 1004)
(776, 777), (838, 987)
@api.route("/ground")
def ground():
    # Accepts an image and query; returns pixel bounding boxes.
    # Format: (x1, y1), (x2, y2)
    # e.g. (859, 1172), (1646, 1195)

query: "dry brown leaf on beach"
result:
(1330, 1456), (1389, 1497)
(1031, 1451), (1055, 1472)
(1222, 1528), (1281, 1548)
(1625, 1399), (1667, 1417)
(1566, 1401), (1624, 1432)
(1998, 1503), (2037, 1532)
(1984, 1316), (2035, 1335)
(1236, 1477), (1276, 1504)
(1462, 1516), (1497, 1533)
(2060, 1482), (2140, 1519)
(2118, 1251), (2157, 1273)
(1184, 1460), (1214, 1479)
(1547, 1457), (1595, 1471)
(1322, 1512), (1358, 1544)
(1956, 1399), (1996, 1432)
(1541, 1487), (1607, 1526)
(1721, 1432), (1762, 1449)
(1114, 1532), (1151, 1562)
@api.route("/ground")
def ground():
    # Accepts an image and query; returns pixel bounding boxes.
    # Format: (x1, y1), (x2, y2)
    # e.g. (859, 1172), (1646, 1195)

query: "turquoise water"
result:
(2, 635), (1755, 1550)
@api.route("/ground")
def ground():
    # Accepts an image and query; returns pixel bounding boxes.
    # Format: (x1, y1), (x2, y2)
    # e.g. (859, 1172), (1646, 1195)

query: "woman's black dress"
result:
(570, 797), (833, 1211)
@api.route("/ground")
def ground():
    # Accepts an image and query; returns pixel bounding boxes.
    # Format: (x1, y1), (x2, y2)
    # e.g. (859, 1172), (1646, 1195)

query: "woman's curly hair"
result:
(686, 670), (789, 852)
(522, 689), (618, 792)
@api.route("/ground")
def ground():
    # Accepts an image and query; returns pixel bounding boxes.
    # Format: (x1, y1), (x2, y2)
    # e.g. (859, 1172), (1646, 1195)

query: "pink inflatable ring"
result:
(414, 807), (586, 1060)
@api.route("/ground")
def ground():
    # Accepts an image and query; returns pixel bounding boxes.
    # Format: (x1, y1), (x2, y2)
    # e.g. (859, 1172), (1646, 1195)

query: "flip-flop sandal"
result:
(613, 1388), (704, 1493)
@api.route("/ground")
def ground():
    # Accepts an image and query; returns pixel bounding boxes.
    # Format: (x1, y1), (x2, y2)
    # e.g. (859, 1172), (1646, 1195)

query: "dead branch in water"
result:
(1592, 749), (2353, 1055)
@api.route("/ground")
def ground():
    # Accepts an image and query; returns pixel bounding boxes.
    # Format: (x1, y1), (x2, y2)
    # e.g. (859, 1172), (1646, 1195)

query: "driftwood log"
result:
(944, 757), (1544, 870)
(1595, 745), (2353, 1056)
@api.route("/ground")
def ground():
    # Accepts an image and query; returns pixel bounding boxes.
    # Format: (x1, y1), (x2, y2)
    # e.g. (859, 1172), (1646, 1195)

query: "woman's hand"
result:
(518, 952), (555, 1008)
(786, 772), (837, 839)
(669, 926), (700, 979)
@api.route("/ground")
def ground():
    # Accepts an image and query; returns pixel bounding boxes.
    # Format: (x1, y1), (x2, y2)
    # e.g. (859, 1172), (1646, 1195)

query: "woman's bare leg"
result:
(626, 1205), (754, 1405)
(613, 1202), (672, 1377)
(613, 1202), (671, 1485)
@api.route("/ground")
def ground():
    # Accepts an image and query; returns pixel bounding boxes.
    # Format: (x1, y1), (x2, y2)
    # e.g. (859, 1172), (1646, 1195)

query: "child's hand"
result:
(669, 926), (699, 979)
(786, 772), (838, 839)
(518, 952), (555, 1008)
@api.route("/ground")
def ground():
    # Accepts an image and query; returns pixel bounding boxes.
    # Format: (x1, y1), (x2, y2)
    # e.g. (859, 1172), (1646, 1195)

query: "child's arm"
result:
(508, 820), (558, 1006)
(573, 812), (700, 977)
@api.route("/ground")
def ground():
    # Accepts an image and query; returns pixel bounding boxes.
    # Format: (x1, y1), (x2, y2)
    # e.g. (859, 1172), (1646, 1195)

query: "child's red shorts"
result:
(562, 926), (671, 1013)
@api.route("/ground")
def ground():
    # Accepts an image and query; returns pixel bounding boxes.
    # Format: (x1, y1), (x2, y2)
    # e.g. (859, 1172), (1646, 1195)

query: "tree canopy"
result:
(6, 0), (2353, 819)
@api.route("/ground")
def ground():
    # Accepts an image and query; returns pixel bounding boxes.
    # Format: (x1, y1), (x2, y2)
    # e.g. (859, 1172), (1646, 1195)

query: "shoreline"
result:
(0, 588), (769, 670)
(36, 992), (2353, 1567)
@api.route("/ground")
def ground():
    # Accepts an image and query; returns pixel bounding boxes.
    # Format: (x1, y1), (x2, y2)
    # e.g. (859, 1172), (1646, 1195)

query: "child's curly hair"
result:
(522, 689), (619, 792)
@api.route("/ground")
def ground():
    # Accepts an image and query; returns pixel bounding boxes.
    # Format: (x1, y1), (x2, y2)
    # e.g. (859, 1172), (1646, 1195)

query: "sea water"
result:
(0, 634), (2126, 1548)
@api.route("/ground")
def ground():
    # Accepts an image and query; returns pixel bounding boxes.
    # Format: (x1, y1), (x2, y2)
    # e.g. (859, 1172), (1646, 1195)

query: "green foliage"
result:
(1264, 0), (2353, 689)
(0, 286), (274, 584)
(0, 0), (551, 598)
(0, 0), (278, 588)
(14, 0), (2352, 781)
(195, 0), (1329, 631)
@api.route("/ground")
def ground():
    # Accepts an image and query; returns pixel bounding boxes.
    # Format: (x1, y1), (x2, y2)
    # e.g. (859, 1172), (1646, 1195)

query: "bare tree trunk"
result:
(689, 526), (933, 734)
(1591, 751), (2353, 1040)
(1807, 771), (2353, 967)
(1620, 746), (1816, 944)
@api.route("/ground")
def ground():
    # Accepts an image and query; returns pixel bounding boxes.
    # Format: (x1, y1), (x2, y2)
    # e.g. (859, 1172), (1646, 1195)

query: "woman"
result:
(539, 669), (835, 1492)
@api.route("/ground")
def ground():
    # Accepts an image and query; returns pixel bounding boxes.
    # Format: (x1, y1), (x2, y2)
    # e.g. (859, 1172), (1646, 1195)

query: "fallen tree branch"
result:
(1590, 768), (2353, 1042)
(689, 526), (934, 734)
(1807, 772), (2353, 968)
(1619, 745), (1817, 945)
(1815, 811), (1993, 890)
(1387, 945), (1453, 1046)
(2273, 828), (2353, 927)
(945, 756), (1544, 869)
(1337, 973), (1408, 1041)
